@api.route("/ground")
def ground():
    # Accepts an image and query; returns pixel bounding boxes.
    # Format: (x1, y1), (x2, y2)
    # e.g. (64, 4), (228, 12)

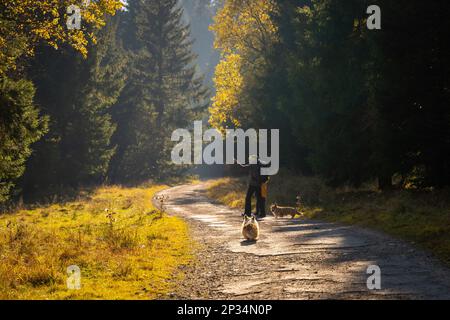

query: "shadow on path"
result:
(155, 183), (450, 300)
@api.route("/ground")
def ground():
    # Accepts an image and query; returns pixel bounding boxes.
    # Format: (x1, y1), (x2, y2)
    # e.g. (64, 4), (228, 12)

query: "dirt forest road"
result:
(154, 183), (450, 300)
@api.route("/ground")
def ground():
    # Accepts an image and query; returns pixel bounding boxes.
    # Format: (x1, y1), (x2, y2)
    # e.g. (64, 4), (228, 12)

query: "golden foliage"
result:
(210, 0), (278, 58)
(209, 53), (243, 130)
(0, 0), (123, 75)
(209, 0), (278, 131)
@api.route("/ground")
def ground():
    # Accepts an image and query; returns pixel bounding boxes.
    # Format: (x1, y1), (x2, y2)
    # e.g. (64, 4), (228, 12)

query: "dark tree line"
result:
(239, 0), (450, 189)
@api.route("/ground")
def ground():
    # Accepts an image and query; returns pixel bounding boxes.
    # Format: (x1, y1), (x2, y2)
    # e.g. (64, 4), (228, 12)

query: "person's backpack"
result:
(261, 182), (268, 198)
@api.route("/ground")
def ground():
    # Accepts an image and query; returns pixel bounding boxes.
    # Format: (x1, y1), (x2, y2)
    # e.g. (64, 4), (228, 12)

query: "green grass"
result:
(0, 185), (193, 300)
(207, 174), (450, 266)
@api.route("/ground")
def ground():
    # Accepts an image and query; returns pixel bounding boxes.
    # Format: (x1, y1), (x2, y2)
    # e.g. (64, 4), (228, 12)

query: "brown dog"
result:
(242, 215), (260, 241)
(270, 203), (301, 219)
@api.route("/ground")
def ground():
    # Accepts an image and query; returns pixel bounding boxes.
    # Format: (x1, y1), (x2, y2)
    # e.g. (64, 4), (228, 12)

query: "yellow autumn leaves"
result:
(209, 0), (278, 131)
(0, 0), (123, 75)
(210, 53), (243, 130)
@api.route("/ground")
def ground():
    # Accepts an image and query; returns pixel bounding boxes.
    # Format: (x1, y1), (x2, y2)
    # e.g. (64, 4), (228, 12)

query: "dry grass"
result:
(207, 173), (450, 266)
(0, 185), (193, 300)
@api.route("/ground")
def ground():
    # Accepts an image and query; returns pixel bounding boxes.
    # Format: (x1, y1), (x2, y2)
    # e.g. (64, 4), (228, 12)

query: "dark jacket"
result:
(248, 161), (270, 186)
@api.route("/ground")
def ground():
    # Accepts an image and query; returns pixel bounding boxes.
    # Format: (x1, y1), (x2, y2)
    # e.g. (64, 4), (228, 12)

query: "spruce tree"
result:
(22, 16), (127, 196)
(0, 78), (48, 202)
(110, 0), (208, 182)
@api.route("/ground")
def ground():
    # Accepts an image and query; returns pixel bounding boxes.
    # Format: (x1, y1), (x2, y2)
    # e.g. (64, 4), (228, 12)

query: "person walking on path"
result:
(237, 155), (270, 218)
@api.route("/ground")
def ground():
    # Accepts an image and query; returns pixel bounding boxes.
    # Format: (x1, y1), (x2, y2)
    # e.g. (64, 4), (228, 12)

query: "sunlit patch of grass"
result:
(0, 185), (193, 300)
(207, 178), (247, 210)
(207, 174), (450, 266)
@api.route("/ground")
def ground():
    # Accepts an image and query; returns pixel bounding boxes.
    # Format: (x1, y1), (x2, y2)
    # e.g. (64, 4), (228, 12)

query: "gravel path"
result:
(154, 183), (450, 300)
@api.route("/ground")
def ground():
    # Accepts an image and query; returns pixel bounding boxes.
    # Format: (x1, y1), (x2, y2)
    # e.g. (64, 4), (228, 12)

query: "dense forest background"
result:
(1, 0), (449, 205)
(1, 0), (211, 203)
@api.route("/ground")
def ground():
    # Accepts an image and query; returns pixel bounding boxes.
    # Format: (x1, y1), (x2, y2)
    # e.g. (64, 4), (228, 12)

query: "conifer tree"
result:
(22, 16), (127, 196)
(0, 78), (48, 202)
(110, 0), (208, 182)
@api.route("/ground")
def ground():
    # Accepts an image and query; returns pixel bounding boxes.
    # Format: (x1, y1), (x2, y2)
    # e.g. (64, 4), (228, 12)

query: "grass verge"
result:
(207, 174), (450, 266)
(0, 185), (193, 299)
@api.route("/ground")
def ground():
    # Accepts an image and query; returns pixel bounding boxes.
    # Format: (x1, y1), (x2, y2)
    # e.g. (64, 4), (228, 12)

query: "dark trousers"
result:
(244, 185), (265, 216)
